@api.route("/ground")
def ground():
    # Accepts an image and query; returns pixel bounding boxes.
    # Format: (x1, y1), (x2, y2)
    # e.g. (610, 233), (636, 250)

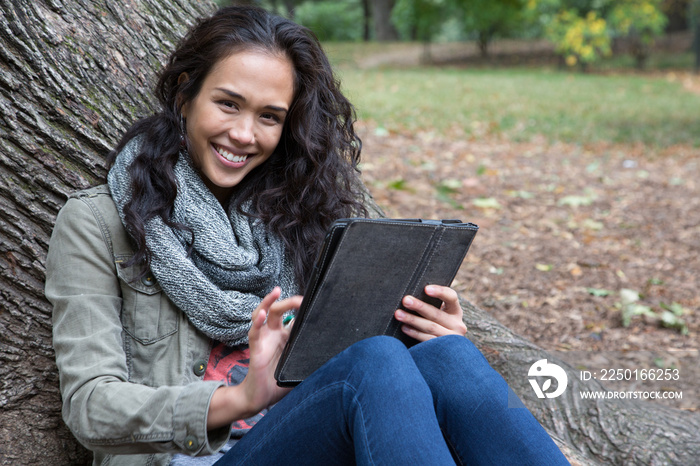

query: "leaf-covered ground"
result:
(358, 123), (699, 410)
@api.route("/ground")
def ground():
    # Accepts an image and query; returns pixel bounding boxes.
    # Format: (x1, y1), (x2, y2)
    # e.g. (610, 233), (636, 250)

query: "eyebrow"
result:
(215, 87), (289, 114)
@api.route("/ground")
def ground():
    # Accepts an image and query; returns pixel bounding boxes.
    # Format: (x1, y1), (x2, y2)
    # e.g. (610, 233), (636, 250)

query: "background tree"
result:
(294, 0), (365, 41)
(392, 0), (452, 61)
(662, 0), (692, 31)
(264, 0), (301, 20)
(362, 0), (371, 41)
(546, 8), (611, 68)
(392, 0), (528, 58)
(692, 0), (700, 71)
(530, 0), (668, 69)
(607, 0), (668, 69)
(372, 0), (400, 40)
(453, 0), (528, 57)
(1, 0), (699, 464)
(229, 0), (373, 41)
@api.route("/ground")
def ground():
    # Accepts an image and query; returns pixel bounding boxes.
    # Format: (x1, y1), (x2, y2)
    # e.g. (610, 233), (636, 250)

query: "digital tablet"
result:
(274, 218), (478, 386)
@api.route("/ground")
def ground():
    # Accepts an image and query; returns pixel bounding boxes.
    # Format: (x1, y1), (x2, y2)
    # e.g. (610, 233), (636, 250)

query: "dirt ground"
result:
(357, 122), (699, 410)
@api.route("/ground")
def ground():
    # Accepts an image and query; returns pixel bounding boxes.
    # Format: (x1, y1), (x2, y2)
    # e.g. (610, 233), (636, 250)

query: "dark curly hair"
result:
(109, 5), (367, 289)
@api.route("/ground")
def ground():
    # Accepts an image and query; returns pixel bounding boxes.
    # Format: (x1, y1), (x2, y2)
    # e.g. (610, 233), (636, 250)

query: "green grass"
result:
(325, 46), (700, 148)
(322, 42), (420, 68)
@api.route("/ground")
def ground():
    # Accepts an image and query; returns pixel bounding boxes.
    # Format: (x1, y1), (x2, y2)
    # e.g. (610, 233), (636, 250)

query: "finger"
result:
(266, 295), (303, 330)
(401, 295), (450, 327)
(249, 308), (268, 341)
(249, 287), (281, 337)
(399, 291), (467, 336)
(398, 321), (436, 342)
(263, 286), (283, 307)
(252, 287), (282, 320)
(424, 285), (461, 314)
(271, 295), (303, 315)
(395, 309), (447, 338)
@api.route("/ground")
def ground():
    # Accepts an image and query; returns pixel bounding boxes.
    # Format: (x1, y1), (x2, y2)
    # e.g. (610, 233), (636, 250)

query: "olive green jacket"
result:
(45, 185), (229, 465)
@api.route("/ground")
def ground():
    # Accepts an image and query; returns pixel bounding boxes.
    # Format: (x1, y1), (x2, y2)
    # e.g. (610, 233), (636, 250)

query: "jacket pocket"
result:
(116, 255), (179, 344)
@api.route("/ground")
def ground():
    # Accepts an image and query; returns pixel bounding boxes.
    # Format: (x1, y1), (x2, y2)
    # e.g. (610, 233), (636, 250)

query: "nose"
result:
(229, 115), (255, 146)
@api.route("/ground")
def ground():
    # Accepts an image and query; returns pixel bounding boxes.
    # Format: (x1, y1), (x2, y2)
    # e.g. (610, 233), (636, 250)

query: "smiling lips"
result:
(214, 143), (250, 164)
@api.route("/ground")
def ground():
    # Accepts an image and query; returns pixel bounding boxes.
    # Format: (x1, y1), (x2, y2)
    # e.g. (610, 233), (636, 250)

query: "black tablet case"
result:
(274, 218), (478, 386)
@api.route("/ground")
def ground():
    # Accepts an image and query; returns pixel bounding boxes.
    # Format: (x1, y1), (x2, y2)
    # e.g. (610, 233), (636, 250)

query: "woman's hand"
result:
(207, 287), (302, 429)
(242, 287), (302, 413)
(394, 285), (467, 342)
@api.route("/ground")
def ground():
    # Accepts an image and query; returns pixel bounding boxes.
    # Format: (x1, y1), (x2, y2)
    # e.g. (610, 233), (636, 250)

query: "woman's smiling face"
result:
(181, 50), (295, 203)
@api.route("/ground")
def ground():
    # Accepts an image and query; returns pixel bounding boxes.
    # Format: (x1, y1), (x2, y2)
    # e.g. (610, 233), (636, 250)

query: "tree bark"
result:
(0, 1), (214, 464)
(0, 1), (698, 465)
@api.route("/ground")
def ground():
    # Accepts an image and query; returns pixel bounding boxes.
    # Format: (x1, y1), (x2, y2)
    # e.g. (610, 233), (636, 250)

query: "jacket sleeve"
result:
(45, 196), (229, 456)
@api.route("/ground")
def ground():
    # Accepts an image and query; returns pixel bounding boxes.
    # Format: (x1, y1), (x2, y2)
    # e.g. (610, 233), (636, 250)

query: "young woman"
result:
(45, 6), (569, 466)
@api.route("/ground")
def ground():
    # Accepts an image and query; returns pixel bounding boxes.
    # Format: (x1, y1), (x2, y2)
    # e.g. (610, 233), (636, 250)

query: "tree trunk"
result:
(695, 22), (700, 73)
(370, 0), (398, 42)
(361, 0), (371, 42)
(693, 21), (700, 74)
(0, 1), (698, 465)
(477, 34), (490, 58)
(477, 28), (495, 58)
(0, 1), (214, 463)
(283, 0), (296, 21)
(692, 0), (700, 73)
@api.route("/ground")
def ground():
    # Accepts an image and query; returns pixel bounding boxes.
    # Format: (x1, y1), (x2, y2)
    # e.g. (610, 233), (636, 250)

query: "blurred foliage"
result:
(218, 1), (366, 41)
(294, 1), (365, 41)
(609, 0), (669, 67)
(454, 0), (529, 55)
(608, 0), (668, 43)
(220, 0), (685, 70)
(546, 9), (611, 66)
(392, 0), (529, 53)
(531, 0), (668, 68)
(392, 0), (452, 42)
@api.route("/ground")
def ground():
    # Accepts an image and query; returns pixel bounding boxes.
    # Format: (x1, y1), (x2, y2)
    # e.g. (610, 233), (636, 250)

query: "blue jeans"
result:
(214, 335), (569, 465)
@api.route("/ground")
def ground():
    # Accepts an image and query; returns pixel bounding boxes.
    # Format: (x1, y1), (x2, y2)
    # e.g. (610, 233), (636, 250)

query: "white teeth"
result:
(216, 145), (248, 163)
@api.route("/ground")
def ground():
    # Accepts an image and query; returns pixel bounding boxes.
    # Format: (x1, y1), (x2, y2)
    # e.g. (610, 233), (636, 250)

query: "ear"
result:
(177, 72), (190, 117)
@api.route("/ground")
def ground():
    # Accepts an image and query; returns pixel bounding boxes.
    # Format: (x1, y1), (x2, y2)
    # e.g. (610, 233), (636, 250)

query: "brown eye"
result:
(218, 100), (238, 111)
(261, 113), (281, 124)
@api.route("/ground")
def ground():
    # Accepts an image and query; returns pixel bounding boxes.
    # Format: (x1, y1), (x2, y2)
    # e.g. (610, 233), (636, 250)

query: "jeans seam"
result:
(349, 388), (376, 466)
(440, 426), (465, 466)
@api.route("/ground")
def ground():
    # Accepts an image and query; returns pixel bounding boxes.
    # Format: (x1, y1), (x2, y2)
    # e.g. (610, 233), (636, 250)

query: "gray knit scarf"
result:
(108, 137), (298, 346)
